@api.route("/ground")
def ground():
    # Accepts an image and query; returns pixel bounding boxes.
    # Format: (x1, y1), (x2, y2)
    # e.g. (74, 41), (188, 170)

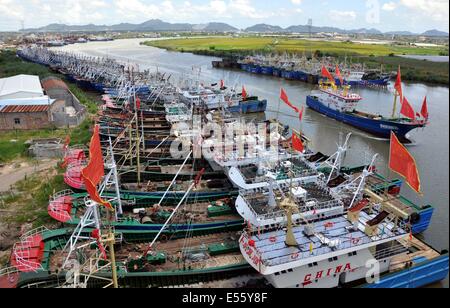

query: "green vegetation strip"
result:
(144, 37), (449, 84)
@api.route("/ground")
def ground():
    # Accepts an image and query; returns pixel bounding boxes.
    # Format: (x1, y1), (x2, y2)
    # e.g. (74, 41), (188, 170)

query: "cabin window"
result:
(329, 258), (334, 262)
(288, 269), (293, 273)
(308, 263), (313, 268)
(275, 272), (280, 276)
(333, 257), (338, 261)
(313, 262), (318, 266)
(281, 270), (287, 274)
(14, 118), (21, 125)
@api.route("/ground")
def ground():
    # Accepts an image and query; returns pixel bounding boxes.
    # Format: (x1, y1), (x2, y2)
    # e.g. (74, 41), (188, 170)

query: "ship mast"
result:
(391, 66), (401, 119)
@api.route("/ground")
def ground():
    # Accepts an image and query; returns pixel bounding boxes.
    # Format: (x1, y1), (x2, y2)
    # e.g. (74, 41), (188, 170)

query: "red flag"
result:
(400, 97), (416, 121)
(136, 97), (141, 110)
(280, 88), (299, 113)
(299, 106), (305, 122)
(292, 133), (304, 153)
(420, 96), (429, 120)
(220, 80), (225, 89)
(242, 86), (248, 100)
(321, 66), (335, 83)
(389, 132), (421, 194)
(394, 66), (403, 101)
(82, 125), (113, 210)
(335, 65), (344, 85)
(91, 229), (108, 260)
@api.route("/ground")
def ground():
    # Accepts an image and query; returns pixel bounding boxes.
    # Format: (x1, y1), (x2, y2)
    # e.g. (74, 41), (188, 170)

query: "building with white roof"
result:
(0, 74), (44, 101)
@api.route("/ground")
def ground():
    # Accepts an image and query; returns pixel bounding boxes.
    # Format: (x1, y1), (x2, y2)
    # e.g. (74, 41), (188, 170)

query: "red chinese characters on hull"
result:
(240, 237), (261, 266)
(303, 263), (353, 286)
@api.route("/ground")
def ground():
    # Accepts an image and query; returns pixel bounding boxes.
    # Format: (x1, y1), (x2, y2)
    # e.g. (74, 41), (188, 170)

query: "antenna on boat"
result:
(334, 154), (378, 209)
(318, 133), (352, 184)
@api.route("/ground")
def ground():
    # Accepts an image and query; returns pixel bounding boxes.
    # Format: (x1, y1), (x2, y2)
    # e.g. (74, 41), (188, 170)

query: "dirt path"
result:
(0, 159), (59, 192)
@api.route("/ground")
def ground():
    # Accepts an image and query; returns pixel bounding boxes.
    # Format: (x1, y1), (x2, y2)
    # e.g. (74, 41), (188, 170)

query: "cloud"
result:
(0, 0), (25, 19)
(328, 10), (357, 22)
(291, 0), (302, 5)
(382, 2), (397, 11)
(399, 0), (448, 22)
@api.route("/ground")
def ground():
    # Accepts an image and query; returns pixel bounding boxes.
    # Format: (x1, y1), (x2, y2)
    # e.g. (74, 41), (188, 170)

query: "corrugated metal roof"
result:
(0, 75), (44, 98)
(41, 78), (69, 91)
(0, 105), (49, 113)
(0, 96), (53, 106)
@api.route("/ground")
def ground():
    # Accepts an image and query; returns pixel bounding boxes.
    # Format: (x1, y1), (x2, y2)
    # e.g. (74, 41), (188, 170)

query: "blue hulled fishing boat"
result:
(306, 81), (428, 142)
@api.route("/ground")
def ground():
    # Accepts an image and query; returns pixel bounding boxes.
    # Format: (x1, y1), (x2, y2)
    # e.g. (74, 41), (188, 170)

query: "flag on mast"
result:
(394, 66), (403, 101)
(420, 96), (429, 120)
(242, 86), (248, 99)
(321, 66), (335, 84)
(335, 65), (344, 86)
(389, 132), (422, 194)
(299, 106), (305, 122)
(292, 132), (304, 153)
(280, 88), (299, 113)
(82, 124), (113, 210)
(400, 97), (416, 120)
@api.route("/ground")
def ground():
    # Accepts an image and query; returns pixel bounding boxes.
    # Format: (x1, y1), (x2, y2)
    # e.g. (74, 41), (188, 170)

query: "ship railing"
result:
(0, 266), (20, 278)
(11, 242), (44, 272)
(300, 199), (344, 212)
(263, 232), (399, 267)
(49, 190), (75, 203)
(20, 226), (49, 241)
(373, 244), (409, 260)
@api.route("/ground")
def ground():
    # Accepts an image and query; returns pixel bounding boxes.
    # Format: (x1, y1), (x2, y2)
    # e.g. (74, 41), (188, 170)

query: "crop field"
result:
(144, 36), (449, 84)
(145, 36), (448, 57)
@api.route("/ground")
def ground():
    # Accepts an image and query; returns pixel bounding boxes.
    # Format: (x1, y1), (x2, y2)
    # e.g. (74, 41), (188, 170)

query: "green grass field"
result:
(145, 36), (448, 57)
(145, 37), (449, 84)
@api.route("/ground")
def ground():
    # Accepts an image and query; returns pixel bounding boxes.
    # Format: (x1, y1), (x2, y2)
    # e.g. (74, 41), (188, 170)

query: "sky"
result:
(0, 0), (448, 32)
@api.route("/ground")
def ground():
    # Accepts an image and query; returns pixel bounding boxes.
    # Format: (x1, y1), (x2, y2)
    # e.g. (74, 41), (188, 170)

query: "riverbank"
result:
(0, 49), (102, 266)
(143, 37), (449, 85)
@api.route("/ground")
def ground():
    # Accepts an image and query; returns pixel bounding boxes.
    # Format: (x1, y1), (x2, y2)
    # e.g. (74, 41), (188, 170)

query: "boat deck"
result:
(49, 232), (244, 273)
(239, 158), (318, 185)
(250, 211), (407, 267)
(243, 182), (337, 216)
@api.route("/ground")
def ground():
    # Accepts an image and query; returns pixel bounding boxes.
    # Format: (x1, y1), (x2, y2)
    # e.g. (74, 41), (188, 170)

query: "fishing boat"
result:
(306, 81), (427, 142)
(238, 157), (448, 288)
(1, 228), (253, 288)
(47, 191), (244, 240)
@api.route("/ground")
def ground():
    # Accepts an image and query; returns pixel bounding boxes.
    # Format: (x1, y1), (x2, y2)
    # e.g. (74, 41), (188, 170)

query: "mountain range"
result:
(22, 19), (449, 37)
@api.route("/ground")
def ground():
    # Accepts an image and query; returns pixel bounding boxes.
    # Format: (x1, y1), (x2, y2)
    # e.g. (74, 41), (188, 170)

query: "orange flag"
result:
(394, 66), (403, 101)
(292, 133), (304, 153)
(280, 88), (299, 113)
(389, 132), (421, 194)
(335, 65), (344, 85)
(321, 66), (335, 83)
(82, 124), (113, 210)
(400, 97), (416, 120)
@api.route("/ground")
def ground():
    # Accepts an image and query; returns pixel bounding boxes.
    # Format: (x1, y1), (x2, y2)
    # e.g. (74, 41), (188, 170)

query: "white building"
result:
(0, 74), (44, 101)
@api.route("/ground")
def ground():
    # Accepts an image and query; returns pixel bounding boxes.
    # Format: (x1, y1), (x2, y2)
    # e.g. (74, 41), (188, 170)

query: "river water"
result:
(58, 39), (449, 287)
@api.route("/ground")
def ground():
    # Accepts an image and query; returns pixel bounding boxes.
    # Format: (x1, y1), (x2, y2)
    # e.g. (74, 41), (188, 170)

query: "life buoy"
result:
(160, 234), (168, 243)
(269, 236), (277, 243)
(291, 252), (299, 260)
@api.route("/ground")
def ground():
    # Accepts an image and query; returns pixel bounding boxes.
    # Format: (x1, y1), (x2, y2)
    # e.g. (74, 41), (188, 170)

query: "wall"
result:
(0, 111), (51, 130)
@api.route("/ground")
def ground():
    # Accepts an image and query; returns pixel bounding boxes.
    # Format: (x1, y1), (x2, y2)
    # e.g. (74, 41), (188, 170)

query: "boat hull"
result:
(306, 96), (424, 140)
(362, 254), (449, 288)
